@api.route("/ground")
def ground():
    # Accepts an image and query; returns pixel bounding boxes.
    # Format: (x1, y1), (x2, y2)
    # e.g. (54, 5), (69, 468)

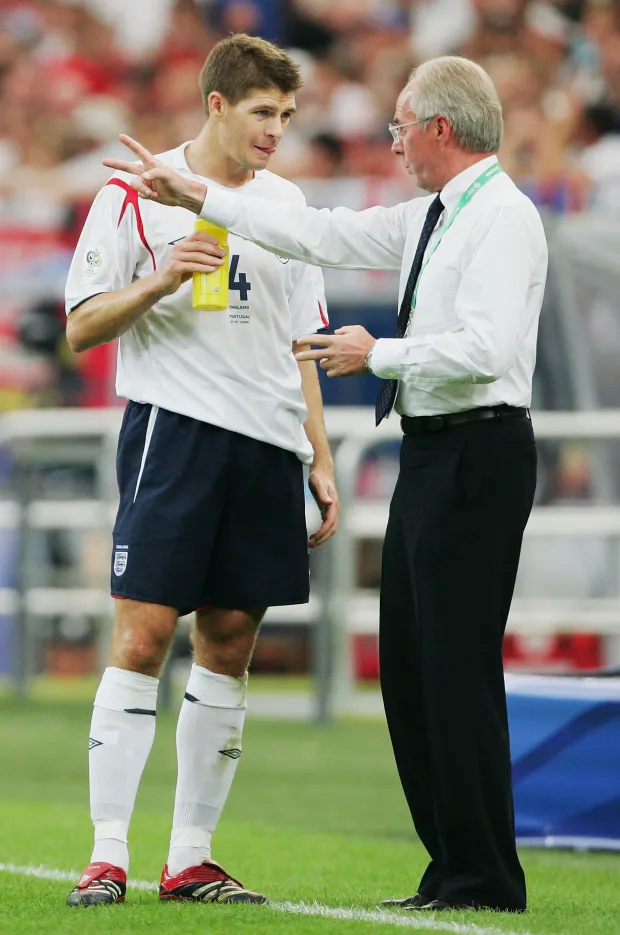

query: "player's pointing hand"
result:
(103, 135), (207, 213)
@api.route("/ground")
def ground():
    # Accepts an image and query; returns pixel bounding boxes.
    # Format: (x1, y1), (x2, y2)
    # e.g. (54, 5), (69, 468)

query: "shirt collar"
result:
(439, 154), (499, 215)
(171, 142), (263, 188)
(169, 142), (194, 173)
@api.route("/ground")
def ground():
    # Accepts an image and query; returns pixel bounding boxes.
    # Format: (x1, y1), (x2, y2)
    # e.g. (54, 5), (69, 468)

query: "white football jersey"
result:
(65, 143), (329, 463)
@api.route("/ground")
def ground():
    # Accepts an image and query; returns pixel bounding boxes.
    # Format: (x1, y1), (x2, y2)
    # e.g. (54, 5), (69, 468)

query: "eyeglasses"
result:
(388, 115), (437, 143)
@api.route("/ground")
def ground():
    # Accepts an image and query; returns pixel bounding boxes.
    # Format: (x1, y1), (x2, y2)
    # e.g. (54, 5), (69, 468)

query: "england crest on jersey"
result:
(113, 549), (128, 576)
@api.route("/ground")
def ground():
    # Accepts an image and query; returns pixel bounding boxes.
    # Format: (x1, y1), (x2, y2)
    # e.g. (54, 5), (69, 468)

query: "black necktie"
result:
(375, 194), (444, 426)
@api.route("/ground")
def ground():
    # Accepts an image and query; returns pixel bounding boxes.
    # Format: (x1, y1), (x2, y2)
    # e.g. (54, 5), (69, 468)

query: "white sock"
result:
(167, 664), (247, 876)
(89, 666), (158, 873)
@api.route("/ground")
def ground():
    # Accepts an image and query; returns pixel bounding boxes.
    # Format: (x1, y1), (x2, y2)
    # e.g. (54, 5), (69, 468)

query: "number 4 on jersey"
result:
(229, 255), (251, 302)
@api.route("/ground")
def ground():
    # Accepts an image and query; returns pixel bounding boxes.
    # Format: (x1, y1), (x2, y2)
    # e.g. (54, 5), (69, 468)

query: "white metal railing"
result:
(2, 409), (620, 716)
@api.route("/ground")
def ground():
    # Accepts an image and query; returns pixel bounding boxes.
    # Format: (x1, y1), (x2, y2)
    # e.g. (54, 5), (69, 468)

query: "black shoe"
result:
(66, 862), (127, 906)
(379, 892), (427, 909)
(412, 899), (476, 911)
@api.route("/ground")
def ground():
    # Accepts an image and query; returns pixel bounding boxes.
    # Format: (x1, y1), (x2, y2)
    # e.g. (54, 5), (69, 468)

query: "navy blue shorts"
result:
(111, 402), (310, 615)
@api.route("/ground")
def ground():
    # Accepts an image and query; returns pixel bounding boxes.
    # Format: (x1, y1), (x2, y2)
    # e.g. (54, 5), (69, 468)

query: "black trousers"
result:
(379, 414), (536, 911)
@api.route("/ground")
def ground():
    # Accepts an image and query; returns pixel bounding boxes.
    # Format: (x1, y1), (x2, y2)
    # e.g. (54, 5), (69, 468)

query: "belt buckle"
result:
(426, 416), (444, 433)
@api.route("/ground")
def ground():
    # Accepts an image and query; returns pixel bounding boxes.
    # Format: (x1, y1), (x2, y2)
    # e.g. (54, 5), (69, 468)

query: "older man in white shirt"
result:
(107, 54), (547, 914)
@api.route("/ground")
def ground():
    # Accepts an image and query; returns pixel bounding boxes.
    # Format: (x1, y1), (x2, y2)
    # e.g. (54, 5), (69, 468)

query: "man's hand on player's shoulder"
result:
(103, 135), (207, 212)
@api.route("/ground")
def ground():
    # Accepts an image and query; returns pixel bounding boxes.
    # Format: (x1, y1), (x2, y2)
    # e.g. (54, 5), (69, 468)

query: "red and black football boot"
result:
(66, 862), (127, 906)
(159, 860), (267, 904)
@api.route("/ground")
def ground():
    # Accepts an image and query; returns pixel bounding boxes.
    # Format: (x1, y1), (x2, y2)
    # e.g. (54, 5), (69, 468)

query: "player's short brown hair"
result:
(199, 34), (302, 111)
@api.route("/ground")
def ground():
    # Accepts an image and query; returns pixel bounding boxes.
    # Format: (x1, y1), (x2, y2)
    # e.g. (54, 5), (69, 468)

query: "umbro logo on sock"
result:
(88, 737), (103, 750)
(218, 748), (241, 759)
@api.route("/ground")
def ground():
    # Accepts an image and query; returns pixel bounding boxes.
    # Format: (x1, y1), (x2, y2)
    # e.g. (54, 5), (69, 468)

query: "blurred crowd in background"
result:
(3, 0), (620, 205)
(1, 0), (620, 407)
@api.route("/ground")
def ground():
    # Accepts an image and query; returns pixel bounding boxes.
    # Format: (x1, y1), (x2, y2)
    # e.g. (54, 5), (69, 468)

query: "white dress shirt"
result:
(201, 154), (548, 417)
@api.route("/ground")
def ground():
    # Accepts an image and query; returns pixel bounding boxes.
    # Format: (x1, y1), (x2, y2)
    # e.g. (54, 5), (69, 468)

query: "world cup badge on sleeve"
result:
(85, 247), (104, 277)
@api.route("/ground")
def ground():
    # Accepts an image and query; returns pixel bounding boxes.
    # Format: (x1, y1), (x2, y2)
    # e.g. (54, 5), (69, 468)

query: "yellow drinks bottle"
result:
(192, 219), (229, 311)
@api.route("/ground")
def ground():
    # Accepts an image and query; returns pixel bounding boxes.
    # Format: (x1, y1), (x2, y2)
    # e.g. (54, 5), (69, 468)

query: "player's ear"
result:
(207, 91), (226, 118)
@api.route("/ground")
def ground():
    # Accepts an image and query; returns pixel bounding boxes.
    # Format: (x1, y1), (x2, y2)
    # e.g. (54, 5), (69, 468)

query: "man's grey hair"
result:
(407, 56), (503, 153)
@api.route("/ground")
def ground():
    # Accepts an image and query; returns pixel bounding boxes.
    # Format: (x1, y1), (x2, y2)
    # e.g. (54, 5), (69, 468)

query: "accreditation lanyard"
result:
(411, 161), (504, 311)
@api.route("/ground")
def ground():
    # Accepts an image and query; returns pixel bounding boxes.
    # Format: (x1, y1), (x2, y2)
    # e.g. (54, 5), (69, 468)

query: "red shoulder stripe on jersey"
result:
(106, 178), (156, 271)
(318, 300), (329, 328)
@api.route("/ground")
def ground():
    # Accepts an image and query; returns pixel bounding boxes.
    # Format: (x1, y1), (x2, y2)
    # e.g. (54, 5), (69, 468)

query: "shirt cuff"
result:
(368, 339), (407, 379)
(199, 186), (238, 229)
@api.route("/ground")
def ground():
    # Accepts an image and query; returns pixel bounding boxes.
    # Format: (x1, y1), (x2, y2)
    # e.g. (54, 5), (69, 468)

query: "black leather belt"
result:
(401, 405), (529, 436)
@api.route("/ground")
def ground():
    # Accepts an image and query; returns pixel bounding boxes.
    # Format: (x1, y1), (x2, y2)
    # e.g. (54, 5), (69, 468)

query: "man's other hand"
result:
(295, 326), (377, 378)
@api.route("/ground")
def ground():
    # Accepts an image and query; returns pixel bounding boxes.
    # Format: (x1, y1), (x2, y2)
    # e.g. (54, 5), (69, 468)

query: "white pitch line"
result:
(273, 900), (538, 935)
(0, 862), (540, 935)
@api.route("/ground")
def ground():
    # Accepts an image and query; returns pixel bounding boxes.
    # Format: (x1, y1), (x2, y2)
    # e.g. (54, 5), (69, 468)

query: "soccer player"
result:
(64, 34), (338, 908)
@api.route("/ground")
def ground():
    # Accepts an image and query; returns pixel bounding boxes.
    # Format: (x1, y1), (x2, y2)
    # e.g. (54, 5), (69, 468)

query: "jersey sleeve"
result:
(288, 260), (329, 341)
(65, 176), (150, 315)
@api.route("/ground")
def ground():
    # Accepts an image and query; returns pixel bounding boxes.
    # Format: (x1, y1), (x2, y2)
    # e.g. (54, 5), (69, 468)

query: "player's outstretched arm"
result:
(103, 136), (411, 272)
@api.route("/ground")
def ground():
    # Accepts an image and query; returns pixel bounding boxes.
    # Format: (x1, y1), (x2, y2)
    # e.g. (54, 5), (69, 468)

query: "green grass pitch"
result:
(1, 690), (619, 935)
